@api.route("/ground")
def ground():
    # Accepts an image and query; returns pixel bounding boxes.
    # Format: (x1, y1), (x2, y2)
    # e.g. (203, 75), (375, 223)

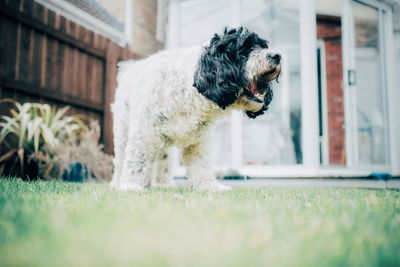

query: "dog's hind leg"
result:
(152, 151), (175, 188)
(110, 102), (128, 189)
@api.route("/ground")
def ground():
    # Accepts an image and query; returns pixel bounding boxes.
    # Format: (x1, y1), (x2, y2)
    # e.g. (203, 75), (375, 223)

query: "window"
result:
(168, 0), (303, 173)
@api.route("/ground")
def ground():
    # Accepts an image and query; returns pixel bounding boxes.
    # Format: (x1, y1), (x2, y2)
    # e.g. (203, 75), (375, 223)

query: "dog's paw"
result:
(113, 182), (145, 192)
(193, 181), (232, 192)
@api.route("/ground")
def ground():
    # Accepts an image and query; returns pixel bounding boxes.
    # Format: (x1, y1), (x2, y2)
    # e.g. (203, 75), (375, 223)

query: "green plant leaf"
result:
(0, 117), (18, 142)
(40, 124), (57, 148)
(52, 106), (70, 123)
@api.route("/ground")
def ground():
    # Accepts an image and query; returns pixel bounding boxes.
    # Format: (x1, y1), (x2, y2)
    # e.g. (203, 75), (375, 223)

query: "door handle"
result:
(348, 70), (356, 86)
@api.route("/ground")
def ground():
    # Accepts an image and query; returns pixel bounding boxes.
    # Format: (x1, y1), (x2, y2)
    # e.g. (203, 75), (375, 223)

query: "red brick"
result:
(317, 15), (345, 164)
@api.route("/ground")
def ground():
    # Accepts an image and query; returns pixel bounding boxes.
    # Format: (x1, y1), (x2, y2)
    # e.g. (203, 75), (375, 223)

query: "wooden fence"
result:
(0, 0), (138, 153)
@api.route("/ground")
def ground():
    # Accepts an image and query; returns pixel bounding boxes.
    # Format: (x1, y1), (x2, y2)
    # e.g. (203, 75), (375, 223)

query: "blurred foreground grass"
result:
(0, 178), (399, 267)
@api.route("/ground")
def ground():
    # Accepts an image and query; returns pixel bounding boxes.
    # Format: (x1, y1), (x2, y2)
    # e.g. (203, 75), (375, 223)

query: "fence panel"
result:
(0, 0), (137, 153)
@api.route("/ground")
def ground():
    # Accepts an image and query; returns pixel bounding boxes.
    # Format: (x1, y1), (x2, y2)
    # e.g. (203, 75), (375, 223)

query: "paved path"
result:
(175, 178), (400, 189)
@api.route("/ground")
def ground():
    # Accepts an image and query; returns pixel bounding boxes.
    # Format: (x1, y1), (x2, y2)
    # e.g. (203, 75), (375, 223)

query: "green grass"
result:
(0, 179), (399, 267)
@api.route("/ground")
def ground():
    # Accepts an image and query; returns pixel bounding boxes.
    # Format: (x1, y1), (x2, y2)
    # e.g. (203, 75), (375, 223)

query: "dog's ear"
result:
(193, 27), (251, 109)
(192, 54), (241, 109)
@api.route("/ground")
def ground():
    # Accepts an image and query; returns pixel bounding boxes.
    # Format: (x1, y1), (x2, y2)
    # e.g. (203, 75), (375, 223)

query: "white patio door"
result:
(343, 0), (391, 167)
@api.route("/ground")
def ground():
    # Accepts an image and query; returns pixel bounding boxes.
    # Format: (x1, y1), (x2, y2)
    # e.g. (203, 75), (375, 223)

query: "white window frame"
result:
(35, 0), (129, 46)
(316, 40), (330, 165)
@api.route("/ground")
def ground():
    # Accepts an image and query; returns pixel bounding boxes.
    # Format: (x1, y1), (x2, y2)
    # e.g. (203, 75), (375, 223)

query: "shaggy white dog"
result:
(110, 27), (281, 192)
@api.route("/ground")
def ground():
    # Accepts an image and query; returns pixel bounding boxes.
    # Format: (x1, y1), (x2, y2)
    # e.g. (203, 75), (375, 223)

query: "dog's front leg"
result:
(182, 140), (231, 192)
(116, 137), (155, 192)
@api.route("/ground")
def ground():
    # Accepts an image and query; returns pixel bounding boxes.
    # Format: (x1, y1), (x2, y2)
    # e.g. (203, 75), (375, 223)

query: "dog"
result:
(110, 27), (281, 192)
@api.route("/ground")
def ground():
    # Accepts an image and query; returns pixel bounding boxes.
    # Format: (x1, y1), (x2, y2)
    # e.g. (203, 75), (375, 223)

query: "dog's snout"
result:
(267, 53), (281, 64)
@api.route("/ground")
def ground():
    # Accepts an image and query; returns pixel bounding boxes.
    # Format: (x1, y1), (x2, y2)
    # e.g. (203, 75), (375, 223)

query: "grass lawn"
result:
(0, 179), (399, 267)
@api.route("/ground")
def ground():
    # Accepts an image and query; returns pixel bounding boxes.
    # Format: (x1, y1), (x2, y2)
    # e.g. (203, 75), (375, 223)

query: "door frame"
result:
(316, 40), (330, 165)
(342, 0), (392, 169)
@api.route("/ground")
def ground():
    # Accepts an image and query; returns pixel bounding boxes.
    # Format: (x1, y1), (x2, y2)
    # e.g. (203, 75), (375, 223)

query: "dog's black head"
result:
(193, 27), (281, 118)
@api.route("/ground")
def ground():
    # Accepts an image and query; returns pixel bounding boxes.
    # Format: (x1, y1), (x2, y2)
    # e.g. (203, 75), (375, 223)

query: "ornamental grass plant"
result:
(0, 100), (112, 181)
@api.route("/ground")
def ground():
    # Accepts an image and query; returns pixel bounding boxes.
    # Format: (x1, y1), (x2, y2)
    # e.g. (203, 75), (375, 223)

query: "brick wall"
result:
(317, 15), (346, 165)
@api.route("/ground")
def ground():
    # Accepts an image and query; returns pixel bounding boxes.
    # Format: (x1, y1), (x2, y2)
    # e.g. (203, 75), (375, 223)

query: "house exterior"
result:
(24, 0), (400, 178)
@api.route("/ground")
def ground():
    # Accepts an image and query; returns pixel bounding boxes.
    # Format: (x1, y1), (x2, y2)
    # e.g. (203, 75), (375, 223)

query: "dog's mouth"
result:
(244, 67), (280, 103)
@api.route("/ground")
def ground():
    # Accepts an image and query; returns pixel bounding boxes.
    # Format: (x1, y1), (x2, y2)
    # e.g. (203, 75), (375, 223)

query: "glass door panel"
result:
(352, 1), (389, 165)
(240, 0), (302, 165)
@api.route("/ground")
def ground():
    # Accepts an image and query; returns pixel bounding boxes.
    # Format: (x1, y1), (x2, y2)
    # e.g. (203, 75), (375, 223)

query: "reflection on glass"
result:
(178, 0), (232, 166)
(176, 0), (302, 166)
(353, 1), (388, 164)
(243, 115), (296, 165)
(241, 0), (302, 165)
(179, 0), (231, 46)
(211, 118), (231, 166)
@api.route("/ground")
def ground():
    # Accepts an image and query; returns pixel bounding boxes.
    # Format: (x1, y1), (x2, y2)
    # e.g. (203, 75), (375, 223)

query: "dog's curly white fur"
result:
(110, 27), (281, 192)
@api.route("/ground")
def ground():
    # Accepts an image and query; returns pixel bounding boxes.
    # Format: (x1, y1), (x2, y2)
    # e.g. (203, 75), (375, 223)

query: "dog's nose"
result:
(267, 53), (281, 64)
